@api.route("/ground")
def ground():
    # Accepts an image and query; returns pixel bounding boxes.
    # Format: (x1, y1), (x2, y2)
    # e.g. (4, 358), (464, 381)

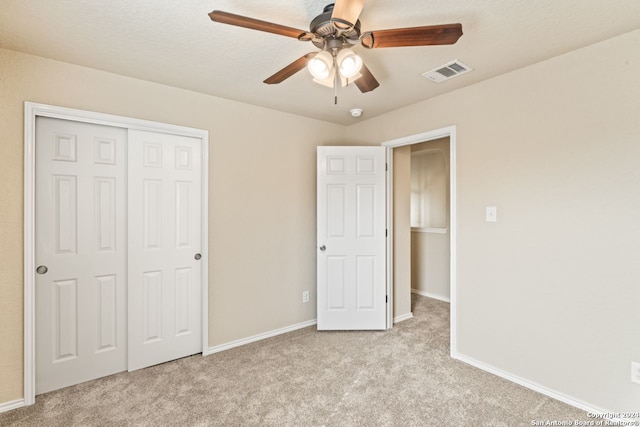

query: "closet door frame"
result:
(23, 102), (209, 406)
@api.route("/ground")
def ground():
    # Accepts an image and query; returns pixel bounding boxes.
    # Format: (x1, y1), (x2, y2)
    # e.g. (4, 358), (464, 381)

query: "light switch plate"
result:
(486, 206), (497, 222)
(632, 361), (640, 385)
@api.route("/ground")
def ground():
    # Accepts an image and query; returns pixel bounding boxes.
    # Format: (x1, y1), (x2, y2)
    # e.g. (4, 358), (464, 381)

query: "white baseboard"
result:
(411, 289), (450, 303)
(452, 352), (626, 423)
(0, 398), (25, 414)
(206, 319), (317, 355)
(394, 312), (414, 324)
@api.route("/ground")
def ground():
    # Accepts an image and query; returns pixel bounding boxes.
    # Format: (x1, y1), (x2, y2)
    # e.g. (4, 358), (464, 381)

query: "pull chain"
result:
(334, 71), (338, 105)
(333, 55), (339, 105)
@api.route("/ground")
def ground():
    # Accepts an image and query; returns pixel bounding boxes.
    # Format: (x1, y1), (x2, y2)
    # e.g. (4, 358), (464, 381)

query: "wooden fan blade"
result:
(209, 10), (307, 39)
(360, 23), (463, 49)
(354, 64), (380, 93)
(264, 53), (316, 85)
(331, 0), (366, 29)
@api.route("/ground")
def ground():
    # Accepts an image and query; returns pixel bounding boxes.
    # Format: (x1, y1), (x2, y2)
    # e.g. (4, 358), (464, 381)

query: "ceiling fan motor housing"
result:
(310, 5), (361, 49)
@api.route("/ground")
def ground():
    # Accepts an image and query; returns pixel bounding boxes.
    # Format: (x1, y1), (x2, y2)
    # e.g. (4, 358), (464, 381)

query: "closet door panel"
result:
(128, 130), (203, 371)
(35, 117), (127, 394)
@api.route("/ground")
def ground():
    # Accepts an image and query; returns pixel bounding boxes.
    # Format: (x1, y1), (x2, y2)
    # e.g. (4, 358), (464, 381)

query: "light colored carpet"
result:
(1, 295), (591, 426)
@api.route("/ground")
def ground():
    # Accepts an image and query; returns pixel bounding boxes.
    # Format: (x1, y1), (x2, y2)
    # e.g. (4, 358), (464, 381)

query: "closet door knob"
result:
(319, 245), (326, 251)
(194, 253), (202, 260)
(36, 265), (48, 275)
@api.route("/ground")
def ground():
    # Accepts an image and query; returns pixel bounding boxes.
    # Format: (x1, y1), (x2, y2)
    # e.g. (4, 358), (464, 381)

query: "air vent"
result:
(422, 60), (473, 83)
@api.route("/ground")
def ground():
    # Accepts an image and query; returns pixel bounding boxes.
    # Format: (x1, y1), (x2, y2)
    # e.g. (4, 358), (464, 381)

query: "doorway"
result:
(410, 138), (451, 303)
(24, 103), (210, 404)
(383, 126), (457, 354)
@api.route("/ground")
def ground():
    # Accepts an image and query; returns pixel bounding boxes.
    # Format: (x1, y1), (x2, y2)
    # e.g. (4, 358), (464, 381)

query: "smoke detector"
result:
(422, 60), (473, 83)
(350, 108), (363, 118)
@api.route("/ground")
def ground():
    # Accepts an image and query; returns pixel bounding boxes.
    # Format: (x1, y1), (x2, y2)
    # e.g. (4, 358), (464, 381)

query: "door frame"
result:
(23, 102), (210, 405)
(382, 125), (457, 355)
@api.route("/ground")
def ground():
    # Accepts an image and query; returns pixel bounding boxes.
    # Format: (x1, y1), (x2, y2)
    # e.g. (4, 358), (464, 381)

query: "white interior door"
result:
(35, 117), (127, 393)
(317, 146), (387, 330)
(127, 130), (203, 371)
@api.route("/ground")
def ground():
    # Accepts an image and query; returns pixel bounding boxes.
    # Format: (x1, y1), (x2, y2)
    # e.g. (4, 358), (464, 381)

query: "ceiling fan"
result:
(209, 0), (463, 97)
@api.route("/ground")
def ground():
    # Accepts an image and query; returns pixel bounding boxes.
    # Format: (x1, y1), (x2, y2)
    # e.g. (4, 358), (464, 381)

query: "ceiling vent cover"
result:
(422, 60), (473, 83)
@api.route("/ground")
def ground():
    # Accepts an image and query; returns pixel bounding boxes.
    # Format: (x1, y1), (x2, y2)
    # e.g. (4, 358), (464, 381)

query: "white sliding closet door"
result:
(35, 115), (206, 394)
(127, 130), (203, 371)
(35, 117), (127, 394)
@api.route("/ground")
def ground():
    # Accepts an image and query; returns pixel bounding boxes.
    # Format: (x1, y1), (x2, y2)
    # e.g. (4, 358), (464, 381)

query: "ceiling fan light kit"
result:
(307, 48), (363, 83)
(209, 1), (463, 99)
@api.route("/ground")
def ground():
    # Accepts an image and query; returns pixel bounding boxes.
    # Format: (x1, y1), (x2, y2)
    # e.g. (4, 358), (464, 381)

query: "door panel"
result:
(317, 146), (387, 330)
(96, 275), (117, 351)
(143, 270), (163, 342)
(95, 178), (116, 252)
(53, 278), (78, 361)
(36, 117), (127, 394)
(128, 130), (202, 371)
(327, 185), (346, 237)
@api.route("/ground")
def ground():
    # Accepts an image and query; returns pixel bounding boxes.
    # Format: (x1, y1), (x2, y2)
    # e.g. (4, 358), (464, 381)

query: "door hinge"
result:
(385, 229), (388, 237)
(385, 163), (388, 171)
(386, 295), (388, 303)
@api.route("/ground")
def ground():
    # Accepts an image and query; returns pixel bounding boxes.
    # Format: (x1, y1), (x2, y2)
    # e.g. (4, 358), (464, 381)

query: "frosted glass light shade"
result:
(307, 51), (333, 80)
(337, 49), (363, 79)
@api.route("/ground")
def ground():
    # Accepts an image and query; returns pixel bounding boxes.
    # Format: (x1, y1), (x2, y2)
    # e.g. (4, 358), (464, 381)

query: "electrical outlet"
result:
(632, 362), (640, 385)
(302, 290), (310, 304)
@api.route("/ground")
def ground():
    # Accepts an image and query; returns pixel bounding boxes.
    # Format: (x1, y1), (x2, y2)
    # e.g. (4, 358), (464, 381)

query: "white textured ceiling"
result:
(1, 0), (639, 125)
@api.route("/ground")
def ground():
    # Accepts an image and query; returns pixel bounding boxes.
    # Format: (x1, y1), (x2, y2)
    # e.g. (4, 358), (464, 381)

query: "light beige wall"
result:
(346, 30), (640, 412)
(392, 145), (412, 320)
(410, 139), (451, 300)
(0, 48), (346, 403)
(411, 232), (450, 299)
